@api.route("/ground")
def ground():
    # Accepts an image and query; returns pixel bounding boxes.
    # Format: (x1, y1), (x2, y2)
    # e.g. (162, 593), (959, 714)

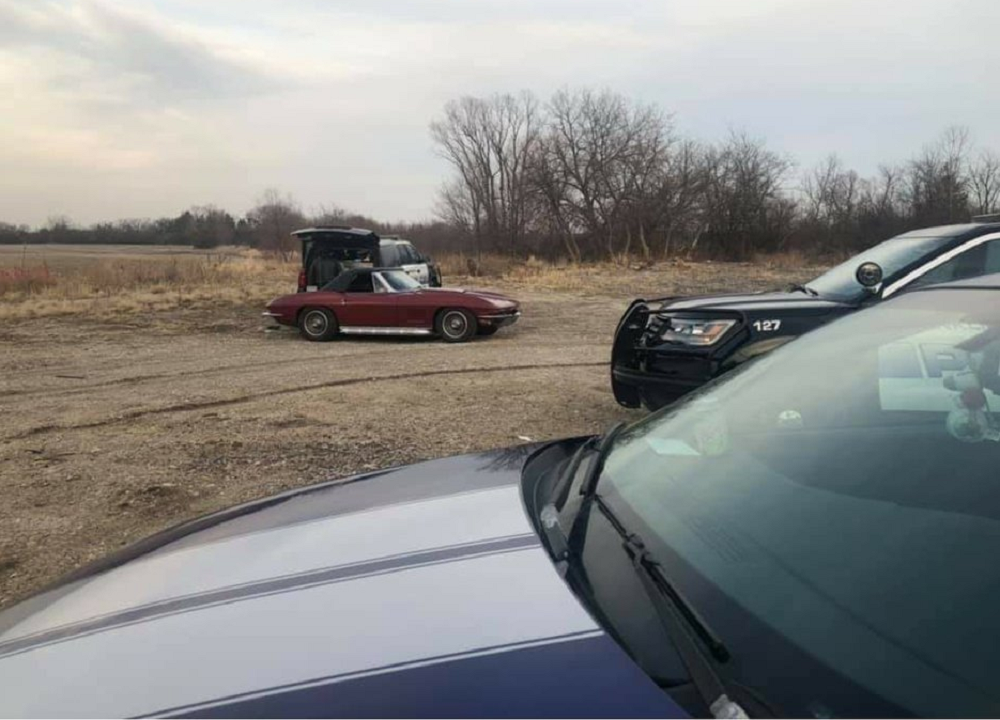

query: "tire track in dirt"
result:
(2, 343), (492, 399)
(7, 361), (610, 440)
(3, 300), (613, 400)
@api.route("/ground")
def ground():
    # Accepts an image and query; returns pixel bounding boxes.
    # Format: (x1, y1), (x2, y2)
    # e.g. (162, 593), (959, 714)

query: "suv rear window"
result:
(380, 245), (401, 267)
(399, 244), (420, 264)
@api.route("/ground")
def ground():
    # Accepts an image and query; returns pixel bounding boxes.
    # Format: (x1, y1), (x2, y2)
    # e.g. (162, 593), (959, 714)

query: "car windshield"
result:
(807, 233), (952, 299)
(379, 270), (421, 291)
(598, 288), (1000, 718)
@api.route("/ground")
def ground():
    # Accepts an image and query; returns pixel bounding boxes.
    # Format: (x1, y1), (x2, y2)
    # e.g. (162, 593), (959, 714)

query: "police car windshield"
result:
(598, 288), (1000, 718)
(807, 233), (951, 299)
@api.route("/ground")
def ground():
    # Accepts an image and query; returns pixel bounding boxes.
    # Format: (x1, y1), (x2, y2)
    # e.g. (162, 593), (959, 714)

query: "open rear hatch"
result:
(293, 227), (380, 291)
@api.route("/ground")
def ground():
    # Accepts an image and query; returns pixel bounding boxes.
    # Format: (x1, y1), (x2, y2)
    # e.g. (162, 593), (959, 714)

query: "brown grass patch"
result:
(0, 246), (830, 322)
(0, 266), (57, 296)
(438, 252), (829, 297)
(0, 248), (297, 321)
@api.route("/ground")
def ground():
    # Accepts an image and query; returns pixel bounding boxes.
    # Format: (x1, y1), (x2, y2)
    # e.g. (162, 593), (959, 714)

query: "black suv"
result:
(612, 217), (1000, 410)
(294, 227), (442, 291)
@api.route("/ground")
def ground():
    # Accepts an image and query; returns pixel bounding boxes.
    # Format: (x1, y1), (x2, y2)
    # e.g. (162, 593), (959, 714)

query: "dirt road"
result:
(0, 261), (819, 608)
(0, 289), (641, 607)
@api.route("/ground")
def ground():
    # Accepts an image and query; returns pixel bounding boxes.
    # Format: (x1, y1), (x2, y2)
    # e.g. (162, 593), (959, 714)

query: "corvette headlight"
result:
(660, 316), (737, 346)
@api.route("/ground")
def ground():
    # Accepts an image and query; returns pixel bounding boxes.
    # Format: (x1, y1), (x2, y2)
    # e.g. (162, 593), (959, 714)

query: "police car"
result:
(612, 216), (1000, 410)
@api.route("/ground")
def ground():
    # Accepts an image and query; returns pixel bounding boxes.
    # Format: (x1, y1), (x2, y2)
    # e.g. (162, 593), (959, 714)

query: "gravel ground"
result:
(0, 262), (819, 608)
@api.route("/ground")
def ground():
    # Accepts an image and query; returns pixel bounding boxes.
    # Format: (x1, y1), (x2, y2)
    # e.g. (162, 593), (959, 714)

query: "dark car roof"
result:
(291, 229), (419, 247)
(292, 227), (377, 238)
(322, 266), (409, 292)
(338, 267), (405, 276)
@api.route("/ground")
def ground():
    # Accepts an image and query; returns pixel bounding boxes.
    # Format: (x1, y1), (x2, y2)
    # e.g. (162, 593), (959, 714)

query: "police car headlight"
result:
(660, 316), (737, 346)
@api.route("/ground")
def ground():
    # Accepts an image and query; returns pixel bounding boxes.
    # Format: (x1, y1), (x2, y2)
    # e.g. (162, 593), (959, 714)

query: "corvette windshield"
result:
(380, 270), (421, 291)
(807, 233), (950, 299)
(599, 288), (1000, 718)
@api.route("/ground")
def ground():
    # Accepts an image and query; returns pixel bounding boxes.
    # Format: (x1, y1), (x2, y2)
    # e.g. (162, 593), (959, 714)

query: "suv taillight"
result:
(297, 269), (307, 292)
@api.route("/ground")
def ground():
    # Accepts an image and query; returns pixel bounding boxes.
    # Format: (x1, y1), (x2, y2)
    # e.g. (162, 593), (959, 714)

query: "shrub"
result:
(0, 266), (55, 296)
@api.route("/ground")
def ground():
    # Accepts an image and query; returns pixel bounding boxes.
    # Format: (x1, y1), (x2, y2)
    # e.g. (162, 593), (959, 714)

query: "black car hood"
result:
(662, 289), (850, 314)
(0, 447), (682, 719)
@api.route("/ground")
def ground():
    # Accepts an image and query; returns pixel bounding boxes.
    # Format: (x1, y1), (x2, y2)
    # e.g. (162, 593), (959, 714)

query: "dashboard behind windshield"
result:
(599, 288), (1000, 717)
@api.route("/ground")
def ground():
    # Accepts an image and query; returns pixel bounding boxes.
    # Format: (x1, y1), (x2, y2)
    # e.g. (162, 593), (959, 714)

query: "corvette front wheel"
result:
(299, 308), (338, 342)
(436, 309), (476, 343)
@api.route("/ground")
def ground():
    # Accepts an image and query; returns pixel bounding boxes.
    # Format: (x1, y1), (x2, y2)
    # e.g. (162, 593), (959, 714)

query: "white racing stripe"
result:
(1, 486), (533, 643)
(0, 548), (601, 718)
(150, 629), (607, 718)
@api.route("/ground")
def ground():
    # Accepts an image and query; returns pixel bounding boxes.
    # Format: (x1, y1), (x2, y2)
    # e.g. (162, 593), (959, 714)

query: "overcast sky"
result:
(1, 0), (998, 227)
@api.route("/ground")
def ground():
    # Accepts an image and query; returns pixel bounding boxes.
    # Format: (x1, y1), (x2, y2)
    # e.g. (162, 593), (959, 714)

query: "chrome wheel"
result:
(442, 311), (468, 339)
(304, 310), (328, 337)
(299, 308), (337, 341)
(437, 308), (475, 343)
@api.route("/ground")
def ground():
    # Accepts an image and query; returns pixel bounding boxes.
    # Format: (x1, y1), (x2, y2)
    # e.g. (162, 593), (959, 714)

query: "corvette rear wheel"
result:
(436, 309), (476, 343)
(299, 308), (338, 342)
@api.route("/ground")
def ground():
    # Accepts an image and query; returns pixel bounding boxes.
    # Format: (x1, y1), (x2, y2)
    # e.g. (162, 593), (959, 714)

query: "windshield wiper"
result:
(550, 438), (593, 507)
(561, 422), (627, 557)
(787, 283), (818, 297)
(538, 430), (623, 575)
(579, 421), (626, 498)
(597, 496), (749, 719)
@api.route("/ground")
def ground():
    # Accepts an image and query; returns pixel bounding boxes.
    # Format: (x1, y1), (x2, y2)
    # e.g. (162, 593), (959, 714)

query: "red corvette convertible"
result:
(264, 267), (521, 343)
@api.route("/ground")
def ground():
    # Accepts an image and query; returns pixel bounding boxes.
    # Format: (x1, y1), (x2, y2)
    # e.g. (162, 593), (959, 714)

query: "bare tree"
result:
(846, 164), (907, 250)
(803, 156), (858, 223)
(312, 203), (353, 227)
(969, 150), (1000, 216)
(801, 155), (861, 252)
(865, 164), (903, 218)
(434, 179), (478, 236)
(904, 126), (972, 225)
(543, 88), (610, 253)
(655, 139), (708, 257)
(700, 131), (793, 259)
(430, 92), (541, 258)
(487, 92), (542, 257)
(246, 189), (305, 259)
(541, 88), (672, 260)
(181, 206), (236, 248)
(430, 98), (489, 257)
(527, 137), (582, 261)
(618, 106), (676, 260)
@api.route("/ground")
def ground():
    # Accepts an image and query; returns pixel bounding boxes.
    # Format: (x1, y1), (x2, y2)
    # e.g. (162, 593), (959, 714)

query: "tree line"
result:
(432, 89), (1000, 261)
(4, 88), (999, 263)
(0, 190), (463, 260)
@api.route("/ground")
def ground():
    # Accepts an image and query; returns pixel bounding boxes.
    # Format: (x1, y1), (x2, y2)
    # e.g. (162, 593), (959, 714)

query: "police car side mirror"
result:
(856, 262), (884, 294)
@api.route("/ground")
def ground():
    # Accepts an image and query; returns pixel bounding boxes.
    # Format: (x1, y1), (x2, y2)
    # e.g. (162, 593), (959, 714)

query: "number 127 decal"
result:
(752, 319), (782, 332)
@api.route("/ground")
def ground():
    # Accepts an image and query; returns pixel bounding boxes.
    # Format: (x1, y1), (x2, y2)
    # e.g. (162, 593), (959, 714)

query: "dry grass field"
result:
(0, 244), (297, 321)
(0, 244), (825, 608)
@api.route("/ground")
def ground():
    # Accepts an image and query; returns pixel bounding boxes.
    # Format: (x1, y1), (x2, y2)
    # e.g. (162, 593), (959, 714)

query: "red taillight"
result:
(297, 269), (307, 292)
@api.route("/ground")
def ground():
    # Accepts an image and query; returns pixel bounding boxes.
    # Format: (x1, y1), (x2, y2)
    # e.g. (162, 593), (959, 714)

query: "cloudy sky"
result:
(1, 0), (998, 227)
